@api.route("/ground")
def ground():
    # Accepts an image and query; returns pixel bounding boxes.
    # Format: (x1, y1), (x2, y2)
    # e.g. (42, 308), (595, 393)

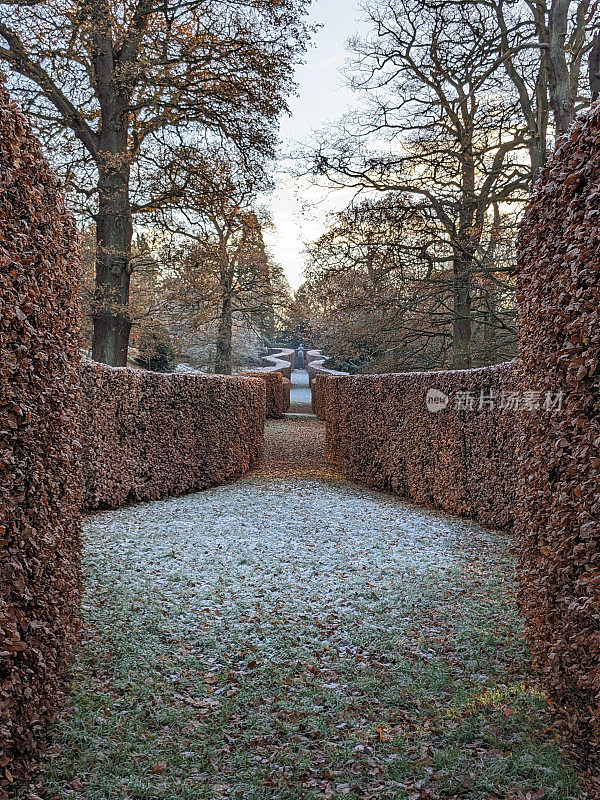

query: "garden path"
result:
(287, 368), (313, 414)
(38, 371), (585, 799)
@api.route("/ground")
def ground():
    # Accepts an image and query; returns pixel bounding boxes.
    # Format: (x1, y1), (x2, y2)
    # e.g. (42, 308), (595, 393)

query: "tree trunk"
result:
(589, 32), (600, 100)
(529, 134), (548, 184)
(454, 126), (475, 370)
(452, 250), (472, 369)
(482, 287), (497, 364)
(91, 161), (133, 366)
(215, 294), (234, 374)
(548, 0), (574, 137)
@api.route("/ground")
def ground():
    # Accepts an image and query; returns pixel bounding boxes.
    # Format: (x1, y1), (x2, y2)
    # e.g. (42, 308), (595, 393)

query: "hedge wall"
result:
(312, 374), (330, 420)
(240, 370), (290, 418)
(516, 104), (600, 780)
(81, 362), (266, 511)
(0, 83), (82, 787)
(325, 362), (518, 530)
(306, 350), (348, 417)
(260, 348), (295, 379)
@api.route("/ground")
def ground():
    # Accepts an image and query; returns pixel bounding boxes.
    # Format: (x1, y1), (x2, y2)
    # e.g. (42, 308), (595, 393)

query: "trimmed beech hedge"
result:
(325, 363), (518, 530)
(81, 362), (266, 511)
(0, 83), (82, 787)
(240, 348), (295, 418)
(307, 350), (348, 418)
(516, 105), (600, 780)
(312, 374), (330, 420)
(314, 369), (349, 420)
(260, 348), (295, 379)
(241, 370), (290, 419)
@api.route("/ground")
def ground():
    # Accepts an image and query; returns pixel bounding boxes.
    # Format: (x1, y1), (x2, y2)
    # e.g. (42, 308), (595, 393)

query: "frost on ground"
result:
(39, 471), (586, 800)
(288, 369), (313, 414)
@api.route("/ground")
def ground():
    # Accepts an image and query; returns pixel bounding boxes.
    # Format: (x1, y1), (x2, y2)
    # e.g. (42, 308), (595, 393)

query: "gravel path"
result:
(37, 405), (585, 800)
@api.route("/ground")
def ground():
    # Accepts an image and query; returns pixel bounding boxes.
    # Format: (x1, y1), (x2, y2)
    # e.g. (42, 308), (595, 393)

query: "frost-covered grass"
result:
(38, 476), (586, 800)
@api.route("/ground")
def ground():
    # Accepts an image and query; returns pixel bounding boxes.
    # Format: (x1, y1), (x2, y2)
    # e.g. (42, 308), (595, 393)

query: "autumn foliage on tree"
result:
(0, 0), (310, 365)
(160, 156), (288, 373)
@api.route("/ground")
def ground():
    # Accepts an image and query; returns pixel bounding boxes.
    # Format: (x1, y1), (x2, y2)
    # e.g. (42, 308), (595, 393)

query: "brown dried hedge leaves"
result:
(323, 102), (600, 785)
(81, 363), (266, 510)
(0, 81), (268, 788)
(516, 104), (600, 783)
(323, 362), (518, 531)
(239, 370), (290, 419)
(0, 81), (82, 788)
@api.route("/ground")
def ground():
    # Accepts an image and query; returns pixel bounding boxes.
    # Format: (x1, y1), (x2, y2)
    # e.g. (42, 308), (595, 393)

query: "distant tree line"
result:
(298, 0), (600, 372)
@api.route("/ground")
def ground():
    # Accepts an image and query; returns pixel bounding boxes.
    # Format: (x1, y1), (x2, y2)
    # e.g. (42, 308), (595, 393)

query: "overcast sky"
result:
(262, 0), (368, 291)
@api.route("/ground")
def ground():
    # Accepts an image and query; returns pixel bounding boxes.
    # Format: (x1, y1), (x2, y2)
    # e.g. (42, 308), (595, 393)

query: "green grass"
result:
(32, 480), (587, 800)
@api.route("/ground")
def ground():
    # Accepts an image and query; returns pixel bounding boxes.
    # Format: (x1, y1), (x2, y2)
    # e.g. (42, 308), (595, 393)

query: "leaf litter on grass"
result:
(34, 419), (587, 799)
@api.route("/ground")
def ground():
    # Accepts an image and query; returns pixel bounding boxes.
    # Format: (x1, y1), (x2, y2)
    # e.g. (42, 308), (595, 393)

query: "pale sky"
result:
(262, 0), (369, 291)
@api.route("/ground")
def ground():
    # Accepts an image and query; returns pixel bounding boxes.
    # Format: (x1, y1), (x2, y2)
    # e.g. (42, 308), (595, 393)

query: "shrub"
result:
(81, 363), (265, 510)
(516, 104), (600, 782)
(324, 363), (517, 531)
(0, 82), (82, 788)
(134, 325), (176, 372)
(240, 370), (290, 418)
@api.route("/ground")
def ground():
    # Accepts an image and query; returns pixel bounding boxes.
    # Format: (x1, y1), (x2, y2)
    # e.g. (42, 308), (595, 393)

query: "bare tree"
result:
(299, 0), (600, 371)
(303, 196), (517, 372)
(307, 0), (528, 368)
(492, 0), (600, 180)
